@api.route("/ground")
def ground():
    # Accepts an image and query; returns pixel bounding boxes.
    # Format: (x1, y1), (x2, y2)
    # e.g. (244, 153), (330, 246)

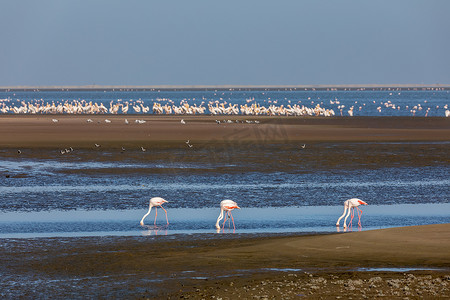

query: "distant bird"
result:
(87, 119), (93, 123)
(125, 119), (129, 124)
(60, 149), (66, 154)
(105, 119), (111, 123)
(17, 150), (21, 154)
(95, 143), (100, 148)
(301, 144), (306, 149)
(336, 198), (368, 229)
(140, 197), (169, 226)
(121, 147), (126, 152)
(52, 119), (58, 123)
(180, 119), (186, 124)
(141, 146), (146, 152)
(215, 199), (240, 230)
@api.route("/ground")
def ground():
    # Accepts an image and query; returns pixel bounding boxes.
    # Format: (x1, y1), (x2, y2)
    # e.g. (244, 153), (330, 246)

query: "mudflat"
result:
(1, 224), (449, 298)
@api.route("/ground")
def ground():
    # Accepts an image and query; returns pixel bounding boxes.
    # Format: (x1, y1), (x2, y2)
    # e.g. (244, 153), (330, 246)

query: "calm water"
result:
(1, 89), (449, 116)
(0, 140), (448, 238)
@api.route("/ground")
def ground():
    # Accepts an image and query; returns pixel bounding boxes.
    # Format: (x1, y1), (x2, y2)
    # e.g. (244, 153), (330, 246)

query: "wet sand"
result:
(0, 224), (449, 298)
(0, 115), (449, 148)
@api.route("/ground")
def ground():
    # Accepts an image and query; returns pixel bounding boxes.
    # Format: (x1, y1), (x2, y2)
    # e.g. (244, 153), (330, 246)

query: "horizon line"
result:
(1, 83), (450, 91)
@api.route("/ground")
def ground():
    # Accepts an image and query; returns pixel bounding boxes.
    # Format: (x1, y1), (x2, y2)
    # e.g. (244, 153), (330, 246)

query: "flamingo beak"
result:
(236, 206), (241, 209)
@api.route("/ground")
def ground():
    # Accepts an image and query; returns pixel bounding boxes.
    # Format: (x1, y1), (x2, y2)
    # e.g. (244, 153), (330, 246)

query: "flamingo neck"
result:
(215, 209), (224, 228)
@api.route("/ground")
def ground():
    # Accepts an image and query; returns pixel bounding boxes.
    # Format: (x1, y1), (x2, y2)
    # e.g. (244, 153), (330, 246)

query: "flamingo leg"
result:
(222, 211), (228, 229)
(230, 211), (236, 230)
(349, 207), (355, 230)
(159, 205), (169, 225)
(357, 207), (363, 227)
(154, 207), (158, 225)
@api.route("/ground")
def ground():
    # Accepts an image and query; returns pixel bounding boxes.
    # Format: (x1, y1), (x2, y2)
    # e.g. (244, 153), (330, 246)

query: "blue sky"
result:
(1, 0), (449, 86)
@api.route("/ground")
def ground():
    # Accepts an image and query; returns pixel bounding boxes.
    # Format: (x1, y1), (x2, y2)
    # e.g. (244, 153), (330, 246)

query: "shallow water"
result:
(0, 204), (449, 238)
(0, 141), (448, 238)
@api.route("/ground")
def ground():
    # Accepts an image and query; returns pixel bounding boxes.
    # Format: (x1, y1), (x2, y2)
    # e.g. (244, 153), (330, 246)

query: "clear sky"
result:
(1, 0), (449, 86)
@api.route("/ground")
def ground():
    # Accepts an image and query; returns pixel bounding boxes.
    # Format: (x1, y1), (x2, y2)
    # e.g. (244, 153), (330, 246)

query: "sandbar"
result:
(0, 115), (449, 148)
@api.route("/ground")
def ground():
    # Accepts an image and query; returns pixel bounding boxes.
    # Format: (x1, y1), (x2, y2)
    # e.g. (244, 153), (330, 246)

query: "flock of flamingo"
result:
(140, 197), (367, 232)
(1, 97), (448, 116)
(0, 98), (336, 117)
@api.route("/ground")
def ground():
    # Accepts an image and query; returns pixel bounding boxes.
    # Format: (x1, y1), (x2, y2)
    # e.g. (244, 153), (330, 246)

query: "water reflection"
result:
(141, 224), (169, 236)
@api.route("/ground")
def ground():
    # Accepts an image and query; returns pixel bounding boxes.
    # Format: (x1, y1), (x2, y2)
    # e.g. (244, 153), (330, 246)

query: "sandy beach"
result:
(0, 115), (449, 148)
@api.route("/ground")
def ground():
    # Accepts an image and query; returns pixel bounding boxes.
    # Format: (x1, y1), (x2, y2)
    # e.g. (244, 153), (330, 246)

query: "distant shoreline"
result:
(1, 84), (450, 92)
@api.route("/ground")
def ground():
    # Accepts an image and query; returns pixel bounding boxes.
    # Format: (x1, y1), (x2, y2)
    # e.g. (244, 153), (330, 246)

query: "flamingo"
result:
(140, 197), (169, 226)
(336, 198), (368, 228)
(215, 200), (240, 230)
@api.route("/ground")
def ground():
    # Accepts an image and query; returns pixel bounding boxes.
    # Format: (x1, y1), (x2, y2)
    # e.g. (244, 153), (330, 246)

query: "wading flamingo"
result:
(336, 198), (368, 228)
(140, 197), (169, 226)
(215, 199), (240, 230)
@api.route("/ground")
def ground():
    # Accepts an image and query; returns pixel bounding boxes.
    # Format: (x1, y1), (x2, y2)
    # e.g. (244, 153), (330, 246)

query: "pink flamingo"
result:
(140, 197), (169, 226)
(215, 200), (240, 230)
(336, 198), (368, 228)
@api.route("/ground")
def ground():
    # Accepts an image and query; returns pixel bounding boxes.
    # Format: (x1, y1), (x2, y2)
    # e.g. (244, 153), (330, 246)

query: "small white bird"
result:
(95, 143), (100, 148)
(87, 119), (93, 123)
(141, 146), (146, 152)
(17, 150), (21, 154)
(181, 119), (186, 124)
(105, 119), (111, 123)
(301, 144), (306, 149)
(52, 119), (58, 123)
(125, 119), (129, 124)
